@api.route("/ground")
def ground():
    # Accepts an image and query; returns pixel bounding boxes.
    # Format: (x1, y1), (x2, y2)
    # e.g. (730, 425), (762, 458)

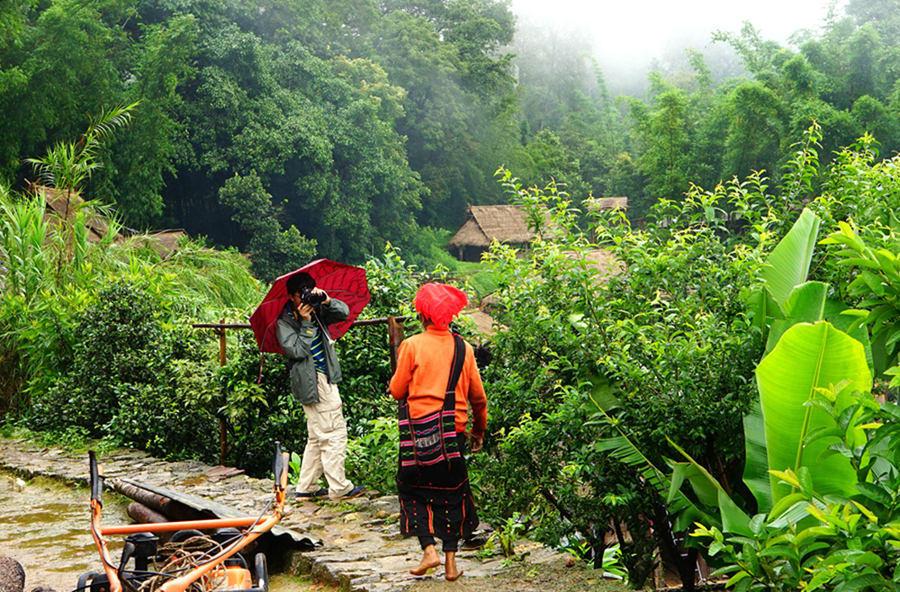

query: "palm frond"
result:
(87, 102), (138, 143)
(590, 393), (711, 527)
(23, 103), (138, 193)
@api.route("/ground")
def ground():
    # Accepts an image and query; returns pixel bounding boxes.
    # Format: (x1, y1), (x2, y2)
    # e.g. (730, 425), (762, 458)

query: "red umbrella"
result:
(249, 259), (370, 354)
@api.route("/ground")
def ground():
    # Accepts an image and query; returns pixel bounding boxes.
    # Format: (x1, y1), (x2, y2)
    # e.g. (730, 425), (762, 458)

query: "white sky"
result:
(510, 0), (849, 63)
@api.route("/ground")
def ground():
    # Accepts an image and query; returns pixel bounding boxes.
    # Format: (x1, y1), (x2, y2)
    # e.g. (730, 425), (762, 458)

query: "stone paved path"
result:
(0, 438), (572, 592)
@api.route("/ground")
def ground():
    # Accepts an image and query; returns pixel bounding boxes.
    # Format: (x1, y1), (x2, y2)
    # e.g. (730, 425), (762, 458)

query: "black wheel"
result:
(79, 572), (111, 592)
(168, 529), (205, 544)
(254, 553), (268, 592)
(76, 572), (99, 592)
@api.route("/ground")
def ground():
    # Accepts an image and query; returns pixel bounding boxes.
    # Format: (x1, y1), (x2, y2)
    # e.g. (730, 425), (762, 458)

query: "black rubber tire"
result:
(168, 529), (205, 544)
(76, 572), (99, 592)
(254, 553), (268, 592)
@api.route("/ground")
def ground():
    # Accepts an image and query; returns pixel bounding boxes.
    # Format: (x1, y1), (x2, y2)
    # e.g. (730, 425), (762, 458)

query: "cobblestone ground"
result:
(0, 438), (585, 592)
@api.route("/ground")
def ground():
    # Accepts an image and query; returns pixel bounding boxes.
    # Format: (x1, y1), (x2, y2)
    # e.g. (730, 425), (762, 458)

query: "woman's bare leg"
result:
(445, 551), (463, 581)
(410, 544), (441, 576)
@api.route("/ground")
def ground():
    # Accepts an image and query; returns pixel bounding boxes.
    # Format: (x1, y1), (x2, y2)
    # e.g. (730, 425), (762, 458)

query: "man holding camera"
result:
(276, 272), (365, 501)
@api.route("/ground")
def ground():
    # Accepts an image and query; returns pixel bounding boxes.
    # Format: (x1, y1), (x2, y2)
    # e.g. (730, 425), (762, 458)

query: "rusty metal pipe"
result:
(126, 502), (174, 543)
(112, 480), (206, 521)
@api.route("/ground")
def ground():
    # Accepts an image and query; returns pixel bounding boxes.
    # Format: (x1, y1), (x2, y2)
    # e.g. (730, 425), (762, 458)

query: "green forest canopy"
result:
(2, 0), (899, 273)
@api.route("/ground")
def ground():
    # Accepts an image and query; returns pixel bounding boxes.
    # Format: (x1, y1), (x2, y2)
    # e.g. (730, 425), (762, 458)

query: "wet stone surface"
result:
(0, 438), (574, 592)
(0, 470), (130, 591)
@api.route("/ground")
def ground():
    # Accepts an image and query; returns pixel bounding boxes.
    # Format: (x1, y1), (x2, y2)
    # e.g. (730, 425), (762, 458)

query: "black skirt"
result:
(397, 433), (479, 541)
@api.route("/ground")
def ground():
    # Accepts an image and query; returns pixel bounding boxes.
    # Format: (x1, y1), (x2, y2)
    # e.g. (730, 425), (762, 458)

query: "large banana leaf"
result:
(764, 281), (829, 355)
(753, 281), (830, 506)
(825, 298), (874, 374)
(747, 209), (830, 511)
(761, 208), (820, 307)
(742, 400), (771, 511)
(746, 285), (785, 333)
(753, 321), (871, 508)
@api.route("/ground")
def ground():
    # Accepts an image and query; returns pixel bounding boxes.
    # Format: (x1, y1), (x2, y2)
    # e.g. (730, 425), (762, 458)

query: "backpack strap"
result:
(443, 334), (466, 411)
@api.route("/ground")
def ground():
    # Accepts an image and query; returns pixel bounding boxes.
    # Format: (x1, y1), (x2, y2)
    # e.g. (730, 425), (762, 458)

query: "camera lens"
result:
(300, 287), (323, 306)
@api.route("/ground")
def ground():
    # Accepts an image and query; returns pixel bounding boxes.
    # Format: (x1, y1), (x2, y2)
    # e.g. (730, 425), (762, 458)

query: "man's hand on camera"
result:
(298, 303), (314, 321)
(314, 287), (331, 306)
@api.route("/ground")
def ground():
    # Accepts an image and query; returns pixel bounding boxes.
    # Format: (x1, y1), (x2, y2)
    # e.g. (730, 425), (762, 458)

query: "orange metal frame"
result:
(88, 450), (289, 592)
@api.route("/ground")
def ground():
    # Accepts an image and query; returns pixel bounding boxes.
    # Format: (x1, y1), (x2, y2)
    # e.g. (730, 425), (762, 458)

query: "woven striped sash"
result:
(398, 334), (465, 467)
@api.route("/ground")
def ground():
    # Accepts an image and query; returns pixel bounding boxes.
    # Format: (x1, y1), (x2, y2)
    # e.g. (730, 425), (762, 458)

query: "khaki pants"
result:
(297, 372), (354, 498)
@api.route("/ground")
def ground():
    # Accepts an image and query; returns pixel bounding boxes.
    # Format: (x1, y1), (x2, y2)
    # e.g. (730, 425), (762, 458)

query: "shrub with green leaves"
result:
(590, 130), (900, 590)
(475, 169), (763, 586)
(28, 281), (220, 460)
(345, 416), (399, 494)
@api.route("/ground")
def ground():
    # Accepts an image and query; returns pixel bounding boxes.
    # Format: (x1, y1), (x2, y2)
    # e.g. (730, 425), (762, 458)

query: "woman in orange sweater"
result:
(389, 283), (487, 581)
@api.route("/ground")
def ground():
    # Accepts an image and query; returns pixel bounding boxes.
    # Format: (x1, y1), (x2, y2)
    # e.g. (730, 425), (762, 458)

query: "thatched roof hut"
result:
(36, 186), (186, 259)
(447, 204), (549, 262)
(42, 187), (120, 244)
(585, 197), (629, 211)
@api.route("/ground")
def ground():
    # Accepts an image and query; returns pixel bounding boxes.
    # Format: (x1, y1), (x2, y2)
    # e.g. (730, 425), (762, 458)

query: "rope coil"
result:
(138, 535), (229, 592)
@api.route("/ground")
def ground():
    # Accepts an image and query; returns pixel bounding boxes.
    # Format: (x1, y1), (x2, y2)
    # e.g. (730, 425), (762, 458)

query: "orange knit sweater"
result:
(389, 326), (487, 439)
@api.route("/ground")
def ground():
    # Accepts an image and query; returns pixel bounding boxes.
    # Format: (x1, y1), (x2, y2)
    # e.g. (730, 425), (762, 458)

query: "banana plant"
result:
(754, 322), (871, 507)
(741, 208), (872, 512)
(596, 208), (873, 529)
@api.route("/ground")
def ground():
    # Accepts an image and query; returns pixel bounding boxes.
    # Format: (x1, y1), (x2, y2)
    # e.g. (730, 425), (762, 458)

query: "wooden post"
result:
(219, 321), (227, 367)
(218, 318), (227, 466)
(387, 316), (405, 373)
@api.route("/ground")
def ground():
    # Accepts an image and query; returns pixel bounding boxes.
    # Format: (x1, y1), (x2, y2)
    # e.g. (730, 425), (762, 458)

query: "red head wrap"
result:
(414, 283), (467, 329)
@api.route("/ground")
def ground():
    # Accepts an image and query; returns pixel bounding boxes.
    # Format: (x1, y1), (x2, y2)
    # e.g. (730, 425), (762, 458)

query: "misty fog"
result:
(508, 0), (849, 98)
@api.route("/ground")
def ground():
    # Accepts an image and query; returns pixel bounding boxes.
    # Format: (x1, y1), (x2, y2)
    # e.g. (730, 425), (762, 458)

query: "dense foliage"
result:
(10, 0), (900, 586)
(29, 282), (220, 459)
(470, 168), (767, 583)
(0, 0), (522, 262)
(464, 125), (900, 587)
(4, 0), (900, 264)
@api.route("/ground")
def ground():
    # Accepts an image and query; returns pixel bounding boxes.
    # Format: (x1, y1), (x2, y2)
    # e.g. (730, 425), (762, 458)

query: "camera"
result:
(299, 286), (325, 306)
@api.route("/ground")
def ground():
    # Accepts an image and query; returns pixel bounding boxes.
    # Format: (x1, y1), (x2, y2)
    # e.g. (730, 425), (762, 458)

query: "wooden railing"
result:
(192, 316), (408, 465)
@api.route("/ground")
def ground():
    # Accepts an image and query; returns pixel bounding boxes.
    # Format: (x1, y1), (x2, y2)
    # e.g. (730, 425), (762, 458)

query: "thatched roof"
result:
(564, 248), (623, 277)
(142, 229), (188, 259)
(447, 204), (548, 248)
(35, 186), (185, 258)
(459, 309), (497, 337)
(585, 197), (628, 211)
(42, 187), (119, 243)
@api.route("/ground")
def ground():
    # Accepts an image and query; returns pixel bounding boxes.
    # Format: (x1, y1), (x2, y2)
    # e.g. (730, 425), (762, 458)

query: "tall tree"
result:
(218, 170), (316, 282)
(629, 77), (693, 202)
(372, 2), (517, 227)
(723, 81), (786, 180)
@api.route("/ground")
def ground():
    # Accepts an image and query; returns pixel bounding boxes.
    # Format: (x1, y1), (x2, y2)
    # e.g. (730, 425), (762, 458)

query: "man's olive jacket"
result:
(275, 298), (349, 405)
